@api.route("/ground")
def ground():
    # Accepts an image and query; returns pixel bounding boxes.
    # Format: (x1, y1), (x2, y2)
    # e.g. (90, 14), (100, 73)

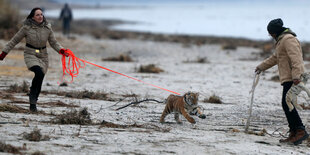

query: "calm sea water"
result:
(46, 0), (310, 41)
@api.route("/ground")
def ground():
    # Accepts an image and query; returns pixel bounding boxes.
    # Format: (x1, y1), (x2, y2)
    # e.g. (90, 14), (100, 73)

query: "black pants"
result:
(282, 82), (305, 131)
(29, 66), (45, 102)
(63, 20), (71, 35)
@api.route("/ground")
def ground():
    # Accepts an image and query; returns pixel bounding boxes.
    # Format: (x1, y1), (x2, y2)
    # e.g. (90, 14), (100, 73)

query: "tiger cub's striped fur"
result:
(160, 92), (206, 124)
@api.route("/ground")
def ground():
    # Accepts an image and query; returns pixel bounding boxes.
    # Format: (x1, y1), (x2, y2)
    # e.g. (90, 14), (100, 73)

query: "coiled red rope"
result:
(61, 49), (85, 82)
(60, 49), (180, 95)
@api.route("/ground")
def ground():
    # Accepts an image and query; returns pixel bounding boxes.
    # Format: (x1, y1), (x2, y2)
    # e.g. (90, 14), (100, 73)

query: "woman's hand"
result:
(0, 51), (7, 60)
(255, 67), (261, 74)
(293, 79), (301, 85)
(59, 48), (69, 57)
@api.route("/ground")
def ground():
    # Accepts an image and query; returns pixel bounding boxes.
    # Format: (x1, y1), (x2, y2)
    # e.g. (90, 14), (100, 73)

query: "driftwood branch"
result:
(100, 120), (170, 132)
(116, 99), (164, 111)
(95, 97), (129, 114)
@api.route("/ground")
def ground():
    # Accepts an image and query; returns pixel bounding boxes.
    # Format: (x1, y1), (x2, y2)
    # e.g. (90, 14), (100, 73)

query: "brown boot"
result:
(279, 131), (296, 143)
(290, 129), (309, 145)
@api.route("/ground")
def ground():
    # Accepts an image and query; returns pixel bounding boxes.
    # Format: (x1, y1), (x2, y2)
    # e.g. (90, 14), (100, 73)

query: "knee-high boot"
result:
(29, 86), (38, 112)
(29, 66), (45, 112)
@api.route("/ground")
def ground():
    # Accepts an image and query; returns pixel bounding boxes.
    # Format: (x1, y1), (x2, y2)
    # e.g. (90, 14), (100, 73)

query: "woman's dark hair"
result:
(27, 7), (43, 19)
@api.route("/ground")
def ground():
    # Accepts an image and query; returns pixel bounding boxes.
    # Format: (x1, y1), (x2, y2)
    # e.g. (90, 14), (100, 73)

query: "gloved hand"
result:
(59, 48), (69, 57)
(255, 67), (261, 74)
(293, 79), (301, 85)
(0, 51), (7, 60)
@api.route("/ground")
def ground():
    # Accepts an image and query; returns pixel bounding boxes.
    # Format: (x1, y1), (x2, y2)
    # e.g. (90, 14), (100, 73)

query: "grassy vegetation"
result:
(203, 94), (223, 104)
(42, 89), (109, 100)
(0, 141), (23, 154)
(102, 54), (133, 62)
(138, 64), (164, 73)
(0, 104), (29, 113)
(23, 128), (50, 142)
(0, 0), (20, 39)
(183, 57), (210, 64)
(52, 108), (92, 125)
(270, 75), (280, 82)
(222, 44), (237, 50)
(7, 81), (29, 93)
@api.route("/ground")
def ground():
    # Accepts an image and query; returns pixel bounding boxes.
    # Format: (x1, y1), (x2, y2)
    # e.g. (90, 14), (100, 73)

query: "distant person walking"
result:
(255, 18), (309, 145)
(59, 3), (73, 37)
(0, 7), (69, 112)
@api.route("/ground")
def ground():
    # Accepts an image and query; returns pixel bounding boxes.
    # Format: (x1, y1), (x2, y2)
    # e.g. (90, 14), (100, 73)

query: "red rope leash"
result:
(60, 49), (180, 95)
(61, 49), (85, 82)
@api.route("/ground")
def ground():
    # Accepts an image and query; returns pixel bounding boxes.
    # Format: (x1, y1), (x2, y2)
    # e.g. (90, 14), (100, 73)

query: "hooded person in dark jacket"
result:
(59, 3), (73, 37)
(256, 18), (309, 145)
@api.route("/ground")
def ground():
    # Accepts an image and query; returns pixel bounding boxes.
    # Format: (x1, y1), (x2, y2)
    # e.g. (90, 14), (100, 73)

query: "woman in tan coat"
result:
(0, 7), (69, 112)
(256, 18), (309, 145)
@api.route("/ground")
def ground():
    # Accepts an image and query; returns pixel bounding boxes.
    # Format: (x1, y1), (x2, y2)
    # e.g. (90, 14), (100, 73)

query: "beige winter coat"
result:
(257, 30), (304, 84)
(2, 19), (63, 74)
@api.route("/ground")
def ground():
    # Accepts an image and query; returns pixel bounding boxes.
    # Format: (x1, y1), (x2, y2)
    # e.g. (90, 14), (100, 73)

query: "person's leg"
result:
(67, 21), (71, 37)
(29, 66), (45, 112)
(62, 21), (66, 35)
(64, 20), (69, 36)
(281, 82), (308, 145)
(281, 82), (304, 131)
(280, 82), (296, 142)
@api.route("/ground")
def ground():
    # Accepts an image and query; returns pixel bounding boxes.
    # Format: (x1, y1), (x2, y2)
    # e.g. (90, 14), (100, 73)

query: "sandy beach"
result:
(1, 29), (310, 154)
(0, 0), (310, 154)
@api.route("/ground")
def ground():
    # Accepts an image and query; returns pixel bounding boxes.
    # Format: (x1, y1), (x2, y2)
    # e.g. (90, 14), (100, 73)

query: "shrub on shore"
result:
(0, 0), (20, 39)
(102, 54), (133, 62)
(258, 42), (274, 59)
(183, 57), (210, 64)
(0, 104), (46, 114)
(0, 141), (23, 154)
(62, 90), (109, 100)
(222, 44), (237, 50)
(100, 120), (171, 132)
(32, 151), (46, 155)
(52, 108), (92, 125)
(270, 75), (280, 82)
(7, 81), (29, 93)
(23, 128), (50, 142)
(42, 89), (109, 100)
(302, 43), (310, 61)
(203, 94), (223, 104)
(0, 104), (28, 113)
(138, 64), (164, 73)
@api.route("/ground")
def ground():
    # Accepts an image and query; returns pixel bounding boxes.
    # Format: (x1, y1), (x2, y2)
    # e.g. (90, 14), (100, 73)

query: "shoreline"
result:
(8, 0), (310, 54)
(7, 0), (274, 48)
(48, 17), (273, 48)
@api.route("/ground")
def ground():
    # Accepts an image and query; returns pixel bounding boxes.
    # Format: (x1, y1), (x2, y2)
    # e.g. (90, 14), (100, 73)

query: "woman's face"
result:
(32, 9), (43, 23)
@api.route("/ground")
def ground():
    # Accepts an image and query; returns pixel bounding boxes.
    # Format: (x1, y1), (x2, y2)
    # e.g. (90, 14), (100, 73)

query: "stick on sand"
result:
(245, 73), (260, 132)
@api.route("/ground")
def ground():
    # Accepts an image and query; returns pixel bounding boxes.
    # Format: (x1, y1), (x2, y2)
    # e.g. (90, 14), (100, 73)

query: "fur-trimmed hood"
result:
(23, 18), (51, 29)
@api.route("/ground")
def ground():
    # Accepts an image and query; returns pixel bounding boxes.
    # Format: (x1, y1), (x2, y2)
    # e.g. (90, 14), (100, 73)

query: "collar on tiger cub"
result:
(183, 92), (199, 106)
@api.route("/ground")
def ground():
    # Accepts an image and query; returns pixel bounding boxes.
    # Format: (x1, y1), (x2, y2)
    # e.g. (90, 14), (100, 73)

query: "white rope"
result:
(245, 73), (260, 132)
(286, 73), (310, 111)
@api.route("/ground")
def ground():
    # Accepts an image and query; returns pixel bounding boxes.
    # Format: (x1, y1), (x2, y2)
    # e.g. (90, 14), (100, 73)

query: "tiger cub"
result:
(159, 92), (206, 124)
